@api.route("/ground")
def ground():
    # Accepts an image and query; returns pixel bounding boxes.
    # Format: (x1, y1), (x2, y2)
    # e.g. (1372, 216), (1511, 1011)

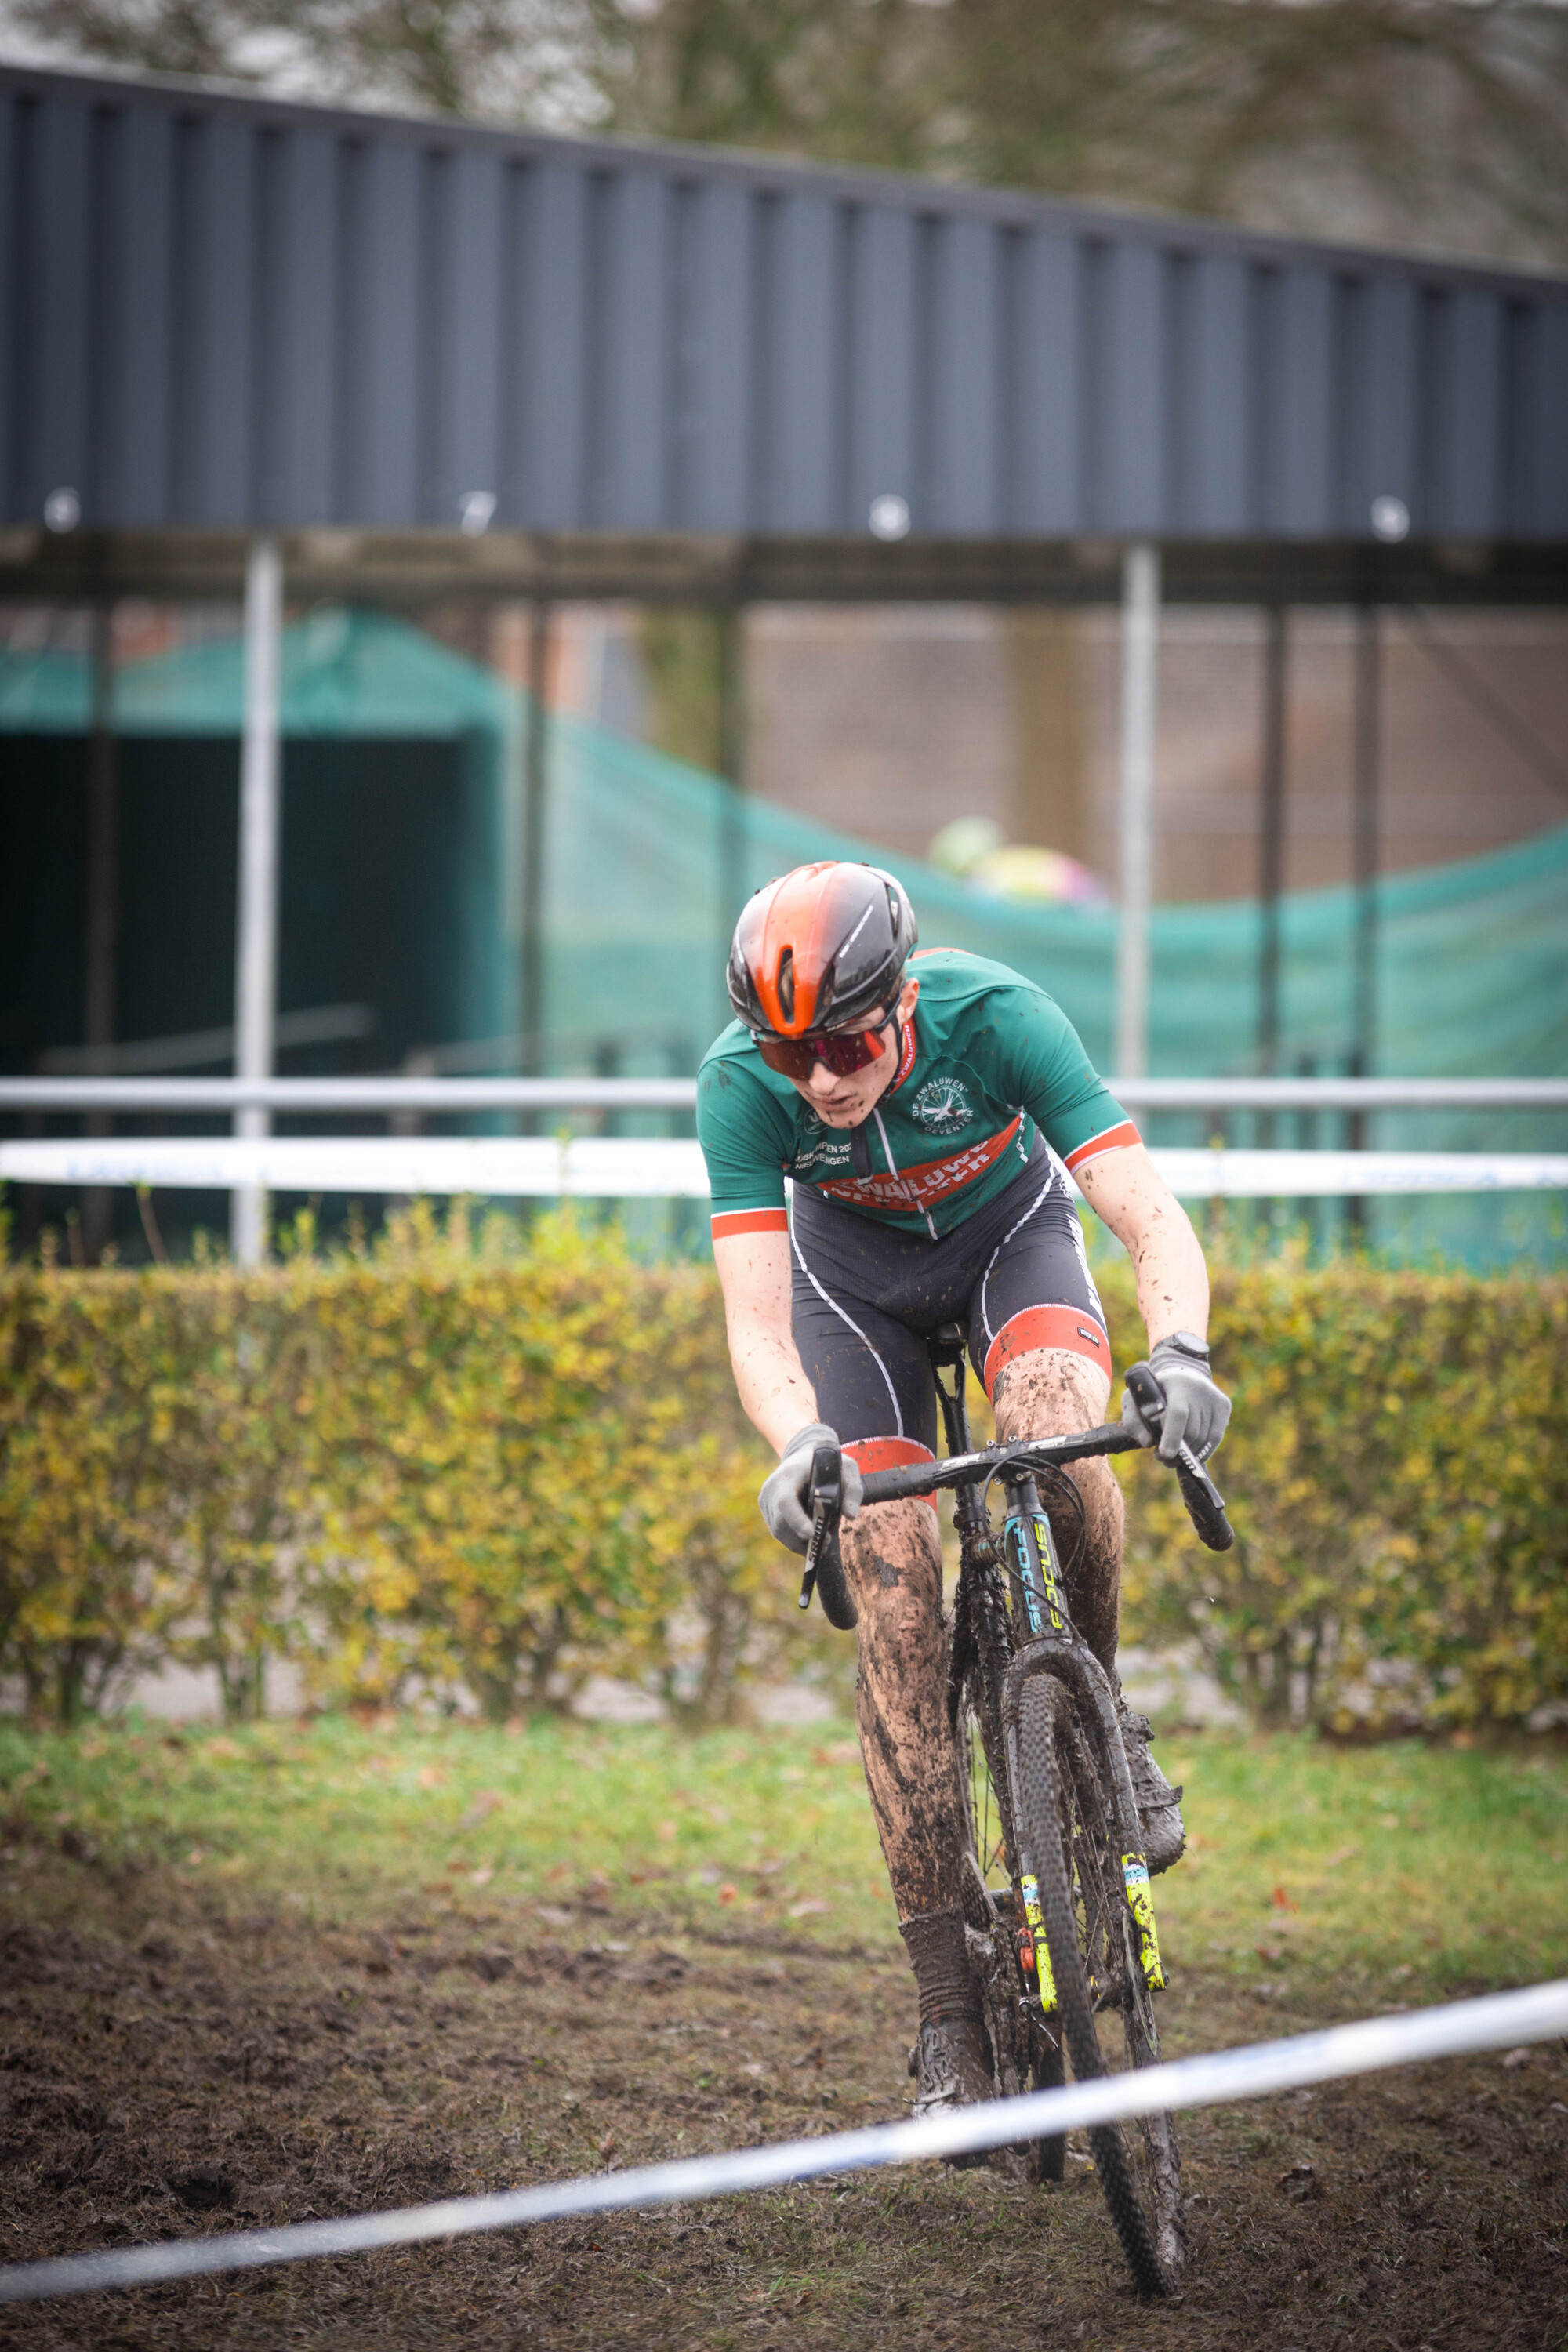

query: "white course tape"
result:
(1, 1137), (1565, 1200)
(2, 1979), (1564, 2306)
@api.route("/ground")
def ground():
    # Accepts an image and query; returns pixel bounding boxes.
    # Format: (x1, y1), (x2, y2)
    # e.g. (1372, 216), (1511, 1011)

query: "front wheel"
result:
(1011, 1672), (1182, 2295)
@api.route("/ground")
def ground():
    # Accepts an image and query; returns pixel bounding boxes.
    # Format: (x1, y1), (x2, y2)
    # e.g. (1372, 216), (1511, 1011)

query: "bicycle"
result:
(797, 1326), (1233, 2298)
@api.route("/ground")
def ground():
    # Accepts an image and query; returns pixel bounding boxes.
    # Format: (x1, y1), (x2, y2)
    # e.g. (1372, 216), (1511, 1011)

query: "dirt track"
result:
(2, 1865), (1566, 2351)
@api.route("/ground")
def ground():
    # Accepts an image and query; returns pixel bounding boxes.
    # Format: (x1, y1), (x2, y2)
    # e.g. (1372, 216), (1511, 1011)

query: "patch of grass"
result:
(0, 1712), (893, 1942)
(2, 1715), (1562, 2000)
(1152, 1730), (1568, 1998)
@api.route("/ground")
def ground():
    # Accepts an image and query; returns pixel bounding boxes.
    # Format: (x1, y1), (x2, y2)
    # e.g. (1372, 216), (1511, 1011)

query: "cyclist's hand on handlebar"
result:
(1121, 1333), (1231, 1465)
(758, 1422), (864, 1554)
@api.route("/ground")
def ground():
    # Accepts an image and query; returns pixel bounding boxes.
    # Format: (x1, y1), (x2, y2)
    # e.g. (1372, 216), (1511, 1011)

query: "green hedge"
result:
(0, 1209), (786, 1728)
(1102, 1258), (1568, 1733)
(2, 1213), (1564, 1732)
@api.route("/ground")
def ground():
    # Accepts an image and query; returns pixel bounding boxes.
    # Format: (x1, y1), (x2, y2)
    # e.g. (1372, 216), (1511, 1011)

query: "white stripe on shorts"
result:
(978, 1156), (1067, 1350)
(789, 1203), (906, 1439)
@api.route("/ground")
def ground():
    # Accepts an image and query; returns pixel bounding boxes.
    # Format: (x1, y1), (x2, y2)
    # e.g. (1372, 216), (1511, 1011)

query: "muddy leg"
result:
(842, 1497), (971, 1922)
(993, 1347), (1122, 1671)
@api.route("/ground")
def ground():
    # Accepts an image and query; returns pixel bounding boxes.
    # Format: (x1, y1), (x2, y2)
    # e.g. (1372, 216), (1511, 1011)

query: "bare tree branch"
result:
(4, 0), (1565, 263)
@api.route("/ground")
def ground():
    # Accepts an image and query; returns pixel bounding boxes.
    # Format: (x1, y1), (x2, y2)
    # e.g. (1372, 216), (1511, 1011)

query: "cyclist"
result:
(697, 860), (1230, 2122)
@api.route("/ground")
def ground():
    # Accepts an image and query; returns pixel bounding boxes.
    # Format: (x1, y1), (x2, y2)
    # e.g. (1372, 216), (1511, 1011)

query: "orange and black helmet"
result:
(727, 862), (917, 1036)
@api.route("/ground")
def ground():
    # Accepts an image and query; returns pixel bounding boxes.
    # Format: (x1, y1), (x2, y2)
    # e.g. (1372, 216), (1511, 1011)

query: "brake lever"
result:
(1124, 1360), (1235, 1552)
(798, 1444), (843, 1613)
(1174, 1442), (1233, 1525)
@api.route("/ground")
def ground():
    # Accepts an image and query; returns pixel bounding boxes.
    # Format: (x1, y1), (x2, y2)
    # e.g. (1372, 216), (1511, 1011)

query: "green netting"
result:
(543, 715), (1567, 1265)
(0, 648), (86, 728)
(0, 609), (515, 737)
(4, 612), (1564, 1265)
(543, 710), (1568, 1077)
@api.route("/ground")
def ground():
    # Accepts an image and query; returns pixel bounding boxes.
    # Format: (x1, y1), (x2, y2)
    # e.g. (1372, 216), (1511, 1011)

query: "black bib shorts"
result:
(789, 1137), (1112, 1479)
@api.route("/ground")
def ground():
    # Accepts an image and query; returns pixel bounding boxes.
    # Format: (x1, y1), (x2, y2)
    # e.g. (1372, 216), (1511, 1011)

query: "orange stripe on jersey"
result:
(983, 1305), (1110, 1399)
(1063, 1120), (1141, 1174)
(843, 1434), (938, 1505)
(710, 1208), (789, 1240)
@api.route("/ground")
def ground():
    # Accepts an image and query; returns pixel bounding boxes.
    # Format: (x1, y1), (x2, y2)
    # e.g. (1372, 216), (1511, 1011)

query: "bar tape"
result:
(3, 1979), (1565, 2306)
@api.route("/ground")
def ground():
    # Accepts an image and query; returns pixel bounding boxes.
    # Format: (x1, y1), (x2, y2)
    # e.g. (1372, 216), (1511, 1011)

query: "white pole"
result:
(1115, 541), (1160, 1081)
(231, 536), (283, 1265)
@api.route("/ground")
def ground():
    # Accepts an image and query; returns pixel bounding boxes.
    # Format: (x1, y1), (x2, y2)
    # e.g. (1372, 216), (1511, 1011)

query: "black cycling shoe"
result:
(1118, 1702), (1186, 1875)
(907, 2016), (996, 2161)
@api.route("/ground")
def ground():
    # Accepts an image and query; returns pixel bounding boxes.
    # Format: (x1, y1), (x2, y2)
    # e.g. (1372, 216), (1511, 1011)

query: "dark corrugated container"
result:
(3, 62), (1566, 543)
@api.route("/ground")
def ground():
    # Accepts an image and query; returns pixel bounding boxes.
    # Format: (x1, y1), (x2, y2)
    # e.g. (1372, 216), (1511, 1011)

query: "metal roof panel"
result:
(4, 60), (1566, 543)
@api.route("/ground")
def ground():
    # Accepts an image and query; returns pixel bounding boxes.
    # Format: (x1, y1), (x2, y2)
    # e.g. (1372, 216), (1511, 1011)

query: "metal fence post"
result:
(717, 604), (747, 1036)
(1257, 602), (1288, 1138)
(1114, 543), (1160, 1080)
(519, 601), (553, 1130)
(1348, 604), (1381, 1241)
(82, 601), (120, 1259)
(231, 537), (283, 1266)
(1352, 605), (1381, 1090)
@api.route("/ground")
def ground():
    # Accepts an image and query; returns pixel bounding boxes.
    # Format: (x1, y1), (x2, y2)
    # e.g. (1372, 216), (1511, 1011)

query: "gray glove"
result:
(758, 1422), (864, 1555)
(1122, 1334), (1231, 1465)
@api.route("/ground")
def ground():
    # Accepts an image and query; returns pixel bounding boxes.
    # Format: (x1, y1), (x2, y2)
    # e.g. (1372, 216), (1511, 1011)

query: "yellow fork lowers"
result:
(1018, 1871), (1058, 2012)
(1120, 1853), (1166, 1991)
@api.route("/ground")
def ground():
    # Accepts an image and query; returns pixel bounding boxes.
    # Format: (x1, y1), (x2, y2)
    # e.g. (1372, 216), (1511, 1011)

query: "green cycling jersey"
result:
(698, 947), (1138, 1243)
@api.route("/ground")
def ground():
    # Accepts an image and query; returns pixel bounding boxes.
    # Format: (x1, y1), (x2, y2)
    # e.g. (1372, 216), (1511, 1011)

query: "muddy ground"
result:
(2, 1867), (1566, 2350)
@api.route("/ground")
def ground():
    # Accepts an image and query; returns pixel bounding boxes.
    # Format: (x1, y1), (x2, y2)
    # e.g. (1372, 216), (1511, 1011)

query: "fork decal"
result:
(1018, 1871), (1058, 2012)
(1005, 1512), (1065, 1638)
(1120, 1854), (1166, 1991)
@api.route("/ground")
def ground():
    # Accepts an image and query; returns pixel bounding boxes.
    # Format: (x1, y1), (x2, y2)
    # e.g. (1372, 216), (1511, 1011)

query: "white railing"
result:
(2, 1134), (1567, 1200)
(2, 1076), (1567, 1113)
(2, 1078), (1564, 1203)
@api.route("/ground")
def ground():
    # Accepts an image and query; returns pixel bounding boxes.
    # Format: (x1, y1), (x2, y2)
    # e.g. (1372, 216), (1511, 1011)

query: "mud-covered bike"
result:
(796, 1327), (1233, 2297)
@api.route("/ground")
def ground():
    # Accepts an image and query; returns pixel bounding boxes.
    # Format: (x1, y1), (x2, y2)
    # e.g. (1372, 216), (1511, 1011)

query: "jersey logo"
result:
(817, 1116), (1023, 1214)
(910, 1075), (972, 1135)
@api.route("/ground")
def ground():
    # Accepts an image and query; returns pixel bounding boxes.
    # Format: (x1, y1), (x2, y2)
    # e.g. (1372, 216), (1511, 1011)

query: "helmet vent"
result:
(776, 949), (794, 1021)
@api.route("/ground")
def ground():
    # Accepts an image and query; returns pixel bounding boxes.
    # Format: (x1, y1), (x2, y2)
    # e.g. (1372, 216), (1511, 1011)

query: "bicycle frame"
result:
(920, 1331), (1166, 2016)
(802, 1338), (1230, 2027)
(798, 1338), (1218, 2287)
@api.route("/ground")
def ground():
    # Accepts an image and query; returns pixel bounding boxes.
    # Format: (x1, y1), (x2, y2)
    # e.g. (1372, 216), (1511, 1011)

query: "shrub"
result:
(0, 1271), (161, 1722)
(0, 1255), (325, 1722)
(299, 1204), (785, 1722)
(0, 1210), (788, 1726)
(1, 1219), (1563, 1732)
(1105, 1259), (1568, 1731)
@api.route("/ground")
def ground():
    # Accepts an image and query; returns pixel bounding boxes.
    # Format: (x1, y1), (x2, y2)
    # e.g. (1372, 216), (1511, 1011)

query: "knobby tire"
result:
(1012, 1672), (1178, 2296)
(952, 1546), (1067, 2181)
